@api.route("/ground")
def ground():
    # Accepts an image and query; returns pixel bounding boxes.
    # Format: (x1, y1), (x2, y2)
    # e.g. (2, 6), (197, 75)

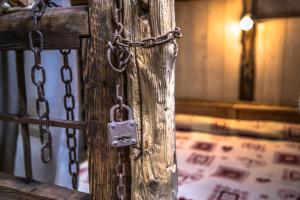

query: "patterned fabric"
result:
(176, 114), (300, 141)
(78, 115), (300, 199)
(177, 131), (300, 200)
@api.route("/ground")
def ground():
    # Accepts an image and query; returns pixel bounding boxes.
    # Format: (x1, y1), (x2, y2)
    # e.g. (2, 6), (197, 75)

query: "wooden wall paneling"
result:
(224, 0), (242, 101)
(175, 0), (208, 99)
(175, 0), (242, 102)
(281, 18), (300, 106)
(206, 0), (226, 100)
(255, 19), (286, 104)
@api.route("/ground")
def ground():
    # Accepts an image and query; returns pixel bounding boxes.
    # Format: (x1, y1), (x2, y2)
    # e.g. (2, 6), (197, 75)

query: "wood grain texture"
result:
(175, 0), (242, 101)
(0, 172), (90, 200)
(123, 0), (177, 199)
(83, 1), (131, 200)
(0, 6), (89, 50)
(254, 0), (300, 19)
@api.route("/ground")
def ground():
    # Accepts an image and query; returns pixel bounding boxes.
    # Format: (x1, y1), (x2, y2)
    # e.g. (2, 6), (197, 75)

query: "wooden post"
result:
(124, 0), (178, 199)
(84, 1), (126, 200)
(84, 0), (177, 199)
(239, 0), (256, 101)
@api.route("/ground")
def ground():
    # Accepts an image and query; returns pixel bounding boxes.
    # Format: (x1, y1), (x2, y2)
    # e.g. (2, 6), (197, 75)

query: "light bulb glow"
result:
(240, 15), (254, 31)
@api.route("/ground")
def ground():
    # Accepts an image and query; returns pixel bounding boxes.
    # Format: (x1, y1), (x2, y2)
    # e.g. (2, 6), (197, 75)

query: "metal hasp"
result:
(107, 104), (137, 147)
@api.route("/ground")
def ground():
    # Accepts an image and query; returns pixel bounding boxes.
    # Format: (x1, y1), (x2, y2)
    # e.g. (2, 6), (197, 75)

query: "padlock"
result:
(107, 104), (138, 147)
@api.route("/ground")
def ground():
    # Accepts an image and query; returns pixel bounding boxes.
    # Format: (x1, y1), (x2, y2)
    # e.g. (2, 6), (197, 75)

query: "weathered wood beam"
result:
(0, 172), (90, 200)
(124, 0), (178, 199)
(83, 1), (123, 200)
(253, 0), (300, 19)
(0, 6), (89, 50)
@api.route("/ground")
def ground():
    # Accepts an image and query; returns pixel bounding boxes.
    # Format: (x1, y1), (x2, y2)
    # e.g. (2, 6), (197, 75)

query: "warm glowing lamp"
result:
(240, 14), (254, 31)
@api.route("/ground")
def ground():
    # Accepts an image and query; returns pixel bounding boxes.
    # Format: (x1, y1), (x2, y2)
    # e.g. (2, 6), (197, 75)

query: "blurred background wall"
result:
(175, 0), (300, 107)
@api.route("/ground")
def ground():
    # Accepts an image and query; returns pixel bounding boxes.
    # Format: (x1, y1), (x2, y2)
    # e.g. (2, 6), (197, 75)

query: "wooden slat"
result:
(255, 19), (285, 104)
(15, 50), (33, 182)
(71, 0), (88, 6)
(0, 113), (86, 129)
(175, 0), (242, 102)
(254, 0), (300, 19)
(0, 172), (90, 200)
(0, 6), (89, 50)
(176, 99), (300, 124)
(255, 18), (300, 106)
(281, 18), (300, 106)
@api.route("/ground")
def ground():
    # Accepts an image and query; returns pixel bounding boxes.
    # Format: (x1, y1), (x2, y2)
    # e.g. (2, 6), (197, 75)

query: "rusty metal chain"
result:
(107, 1), (182, 73)
(29, 0), (52, 163)
(109, 1), (128, 199)
(116, 150), (126, 200)
(60, 49), (79, 190)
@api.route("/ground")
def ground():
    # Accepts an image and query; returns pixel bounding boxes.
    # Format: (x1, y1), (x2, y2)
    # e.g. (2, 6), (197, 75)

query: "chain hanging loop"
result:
(29, 0), (53, 163)
(60, 49), (79, 190)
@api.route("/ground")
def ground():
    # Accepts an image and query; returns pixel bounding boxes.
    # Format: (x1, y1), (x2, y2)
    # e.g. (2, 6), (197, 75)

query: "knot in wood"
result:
(148, 179), (161, 191)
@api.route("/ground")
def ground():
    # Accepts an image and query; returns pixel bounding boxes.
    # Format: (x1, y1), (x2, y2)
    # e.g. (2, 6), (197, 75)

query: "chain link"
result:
(107, 3), (182, 73)
(60, 49), (79, 190)
(29, 0), (53, 163)
(116, 150), (126, 200)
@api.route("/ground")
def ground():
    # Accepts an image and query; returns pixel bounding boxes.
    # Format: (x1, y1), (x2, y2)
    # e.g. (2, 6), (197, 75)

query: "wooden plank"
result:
(206, 0), (226, 100)
(254, 0), (300, 19)
(0, 172), (90, 200)
(176, 99), (300, 123)
(255, 19), (286, 104)
(0, 113), (86, 129)
(71, 0), (88, 6)
(0, 6), (89, 50)
(223, 0), (242, 101)
(124, 0), (177, 199)
(175, 0), (208, 100)
(281, 18), (300, 106)
(15, 50), (33, 182)
(175, 0), (242, 102)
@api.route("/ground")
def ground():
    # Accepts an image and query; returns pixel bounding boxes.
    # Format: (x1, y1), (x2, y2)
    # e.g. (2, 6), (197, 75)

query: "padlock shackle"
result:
(109, 104), (134, 122)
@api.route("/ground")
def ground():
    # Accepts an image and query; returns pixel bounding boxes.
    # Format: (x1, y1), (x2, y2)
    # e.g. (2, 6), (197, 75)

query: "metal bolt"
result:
(131, 139), (136, 144)
(111, 124), (116, 129)
(130, 121), (135, 126)
(112, 141), (118, 147)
